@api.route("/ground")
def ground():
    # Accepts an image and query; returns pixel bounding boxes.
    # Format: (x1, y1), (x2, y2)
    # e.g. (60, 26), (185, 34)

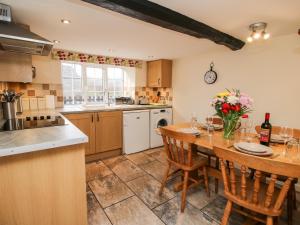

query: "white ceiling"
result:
(1, 0), (300, 60)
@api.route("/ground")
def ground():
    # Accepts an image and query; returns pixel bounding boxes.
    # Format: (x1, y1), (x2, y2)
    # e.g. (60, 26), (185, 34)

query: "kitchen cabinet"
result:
(64, 111), (122, 157)
(31, 55), (62, 84)
(64, 113), (96, 155)
(147, 59), (172, 87)
(95, 111), (122, 153)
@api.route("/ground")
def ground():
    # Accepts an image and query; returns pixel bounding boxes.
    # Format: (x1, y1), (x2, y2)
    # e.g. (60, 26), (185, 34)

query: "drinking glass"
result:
(285, 139), (298, 161)
(190, 112), (198, 130)
(206, 116), (214, 136)
(245, 119), (253, 142)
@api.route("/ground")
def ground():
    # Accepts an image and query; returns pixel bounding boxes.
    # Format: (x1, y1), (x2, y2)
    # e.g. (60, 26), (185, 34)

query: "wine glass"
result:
(280, 126), (294, 157)
(285, 139), (298, 161)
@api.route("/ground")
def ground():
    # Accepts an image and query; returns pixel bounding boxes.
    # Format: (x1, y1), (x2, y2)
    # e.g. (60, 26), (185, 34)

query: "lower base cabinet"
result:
(64, 111), (122, 160)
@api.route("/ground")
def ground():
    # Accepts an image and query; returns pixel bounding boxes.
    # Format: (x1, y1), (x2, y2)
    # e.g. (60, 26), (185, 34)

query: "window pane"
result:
(61, 62), (83, 105)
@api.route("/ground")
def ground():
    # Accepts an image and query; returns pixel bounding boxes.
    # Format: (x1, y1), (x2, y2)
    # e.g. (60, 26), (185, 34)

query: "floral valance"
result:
(51, 49), (142, 68)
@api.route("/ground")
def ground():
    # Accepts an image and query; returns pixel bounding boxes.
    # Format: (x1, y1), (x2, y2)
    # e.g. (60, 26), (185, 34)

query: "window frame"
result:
(61, 61), (130, 105)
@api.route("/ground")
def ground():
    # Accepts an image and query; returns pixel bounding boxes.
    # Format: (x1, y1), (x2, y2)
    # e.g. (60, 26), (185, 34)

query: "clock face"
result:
(204, 71), (217, 84)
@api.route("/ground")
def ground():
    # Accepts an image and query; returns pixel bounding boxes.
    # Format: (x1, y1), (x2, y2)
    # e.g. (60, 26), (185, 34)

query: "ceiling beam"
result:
(82, 0), (245, 51)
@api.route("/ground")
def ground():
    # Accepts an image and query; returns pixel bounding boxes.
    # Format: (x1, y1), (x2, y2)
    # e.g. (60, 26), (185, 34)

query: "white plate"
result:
(234, 143), (273, 156)
(177, 128), (200, 135)
(270, 134), (285, 143)
(236, 142), (271, 153)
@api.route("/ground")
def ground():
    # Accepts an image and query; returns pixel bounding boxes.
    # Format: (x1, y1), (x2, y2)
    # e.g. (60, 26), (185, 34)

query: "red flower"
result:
(222, 103), (230, 110)
(235, 104), (241, 112)
(230, 105), (236, 111)
(222, 109), (228, 114)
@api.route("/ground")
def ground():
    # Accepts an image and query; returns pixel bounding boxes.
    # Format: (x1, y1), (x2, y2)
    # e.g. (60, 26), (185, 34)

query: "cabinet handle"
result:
(91, 114), (94, 123)
(97, 114), (99, 122)
(158, 78), (160, 85)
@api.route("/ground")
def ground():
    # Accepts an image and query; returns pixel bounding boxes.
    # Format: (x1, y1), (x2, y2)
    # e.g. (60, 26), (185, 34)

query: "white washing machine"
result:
(150, 108), (173, 148)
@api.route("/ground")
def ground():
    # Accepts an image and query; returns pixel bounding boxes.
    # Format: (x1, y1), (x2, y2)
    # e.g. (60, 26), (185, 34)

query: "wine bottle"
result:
(260, 113), (272, 146)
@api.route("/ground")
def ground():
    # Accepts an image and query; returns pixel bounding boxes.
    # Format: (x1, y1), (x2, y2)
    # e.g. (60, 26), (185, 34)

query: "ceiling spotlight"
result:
(262, 31), (270, 40)
(53, 40), (60, 44)
(61, 19), (71, 24)
(246, 36), (253, 43)
(253, 32), (261, 39)
(248, 22), (270, 42)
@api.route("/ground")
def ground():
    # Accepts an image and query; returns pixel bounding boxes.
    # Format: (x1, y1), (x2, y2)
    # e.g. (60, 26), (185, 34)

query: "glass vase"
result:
(223, 117), (239, 139)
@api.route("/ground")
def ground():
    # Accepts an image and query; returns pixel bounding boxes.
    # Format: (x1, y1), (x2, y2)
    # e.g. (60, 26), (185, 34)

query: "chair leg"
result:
(266, 216), (273, 225)
(159, 163), (171, 196)
(221, 200), (232, 225)
(215, 157), (219, 194)
(180, 170), (189, 213)
(291, 182), (297, 210)
(287, 186), (294, 225)
(202, 166), (210, 197)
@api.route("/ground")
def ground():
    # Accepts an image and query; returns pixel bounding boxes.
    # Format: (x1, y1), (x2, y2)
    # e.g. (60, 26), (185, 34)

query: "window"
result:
(61, 62), (135, 105)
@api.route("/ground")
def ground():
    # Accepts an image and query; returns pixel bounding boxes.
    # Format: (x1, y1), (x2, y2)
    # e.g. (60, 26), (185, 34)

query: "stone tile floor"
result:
(86, 147), (300, 225)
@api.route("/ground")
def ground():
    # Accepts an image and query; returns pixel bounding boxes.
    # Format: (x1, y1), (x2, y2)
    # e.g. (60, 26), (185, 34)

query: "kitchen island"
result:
(0, 118), (88, 225)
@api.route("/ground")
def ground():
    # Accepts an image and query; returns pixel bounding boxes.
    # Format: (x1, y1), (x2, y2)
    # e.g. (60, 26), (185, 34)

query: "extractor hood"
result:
(0, 3), (53, 56)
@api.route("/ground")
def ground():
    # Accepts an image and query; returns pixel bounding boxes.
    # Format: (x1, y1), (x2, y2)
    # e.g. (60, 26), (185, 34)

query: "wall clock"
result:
(204, 62), (218, 84)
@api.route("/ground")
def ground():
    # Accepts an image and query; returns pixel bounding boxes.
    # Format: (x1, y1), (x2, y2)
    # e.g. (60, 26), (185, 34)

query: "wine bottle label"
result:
(260, 129), (270, 142)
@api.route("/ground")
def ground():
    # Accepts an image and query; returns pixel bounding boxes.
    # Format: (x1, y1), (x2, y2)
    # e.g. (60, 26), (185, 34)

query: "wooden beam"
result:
(82, 0), (245, 50)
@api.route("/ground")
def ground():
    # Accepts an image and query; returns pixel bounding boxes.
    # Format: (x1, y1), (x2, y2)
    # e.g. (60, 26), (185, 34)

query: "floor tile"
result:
(125, 152), (156, 166)
(127, 174), (175, 209)
(201, 195), (244, 225)
(86, 161), (113, 182)
(87, 191), (112, 225)
(147, 148), (168, 164)
(140, 159), (168, 182)
(88, 174), (134, 208)
(186, 186), (217, 210)
(102, 156), (127, 169)
(153, 196), (217, 225)
(110, 159), (146, 182)
(105, 196), (164, 225)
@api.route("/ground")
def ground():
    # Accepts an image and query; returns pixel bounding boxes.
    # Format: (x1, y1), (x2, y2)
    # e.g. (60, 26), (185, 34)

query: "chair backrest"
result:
(255, 125), (300, 139)
(214, 145), (300, 215)
(160, 127), (197, 168)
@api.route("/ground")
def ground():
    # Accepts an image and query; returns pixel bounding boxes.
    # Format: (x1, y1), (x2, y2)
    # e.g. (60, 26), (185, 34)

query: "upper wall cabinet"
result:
(32, 55), (62, 84)
(147, 59), (172, 88)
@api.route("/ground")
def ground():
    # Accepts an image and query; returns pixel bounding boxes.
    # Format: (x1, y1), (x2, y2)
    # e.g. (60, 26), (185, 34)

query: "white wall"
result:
(172, 34), (300, 128)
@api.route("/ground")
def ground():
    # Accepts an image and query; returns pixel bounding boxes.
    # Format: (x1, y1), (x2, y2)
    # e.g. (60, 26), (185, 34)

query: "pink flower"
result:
(239, 94), (253, 108)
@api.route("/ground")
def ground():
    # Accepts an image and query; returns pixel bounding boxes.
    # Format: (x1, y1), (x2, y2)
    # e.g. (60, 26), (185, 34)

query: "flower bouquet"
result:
(211, 89), (253, 139)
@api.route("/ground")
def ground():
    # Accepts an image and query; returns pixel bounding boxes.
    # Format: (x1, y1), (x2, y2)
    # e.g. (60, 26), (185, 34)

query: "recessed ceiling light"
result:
(246, 36), (253, 43)
(53, 40), (60, 44)
(61, 19), (71, 24)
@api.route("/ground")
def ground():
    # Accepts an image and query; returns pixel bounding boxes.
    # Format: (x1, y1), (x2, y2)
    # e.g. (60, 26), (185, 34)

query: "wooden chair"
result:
(198, 116), (223, 194)
(214, 145), (300, 225)
(255, 125), (300, 225)
(159, 127), (210, 212)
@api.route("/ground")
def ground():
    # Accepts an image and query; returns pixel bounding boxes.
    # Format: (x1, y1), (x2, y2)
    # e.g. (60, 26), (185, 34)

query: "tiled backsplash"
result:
(0, 82), (64, 108)
(135, 87), (173, 105)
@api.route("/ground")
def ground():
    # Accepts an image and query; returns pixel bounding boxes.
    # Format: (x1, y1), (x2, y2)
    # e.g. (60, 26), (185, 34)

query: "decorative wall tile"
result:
(42, 84), (50, 90)
(27, 90), (35, 96)
(135, 86), (173, 105)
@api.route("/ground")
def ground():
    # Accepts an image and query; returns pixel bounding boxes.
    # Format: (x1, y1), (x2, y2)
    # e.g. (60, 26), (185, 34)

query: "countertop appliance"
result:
(123, 110), (150, 154)
(150, 108), (173, 148)
(0, 115), (66, 131)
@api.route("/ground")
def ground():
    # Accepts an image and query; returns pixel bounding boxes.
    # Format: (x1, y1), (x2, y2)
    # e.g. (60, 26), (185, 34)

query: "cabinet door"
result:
(64, 113), (96, 155)
(147, 60), (161, 87)
(95, 111), (122, 153)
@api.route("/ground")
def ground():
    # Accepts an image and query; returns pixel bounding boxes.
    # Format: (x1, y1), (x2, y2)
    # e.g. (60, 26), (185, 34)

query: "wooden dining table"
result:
(164, 122), (300, 172)
(163, 122), (300, 225)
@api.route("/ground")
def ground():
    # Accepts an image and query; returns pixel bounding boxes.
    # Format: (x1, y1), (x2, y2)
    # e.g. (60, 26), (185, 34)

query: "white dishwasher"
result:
(123, 110), (150, 154)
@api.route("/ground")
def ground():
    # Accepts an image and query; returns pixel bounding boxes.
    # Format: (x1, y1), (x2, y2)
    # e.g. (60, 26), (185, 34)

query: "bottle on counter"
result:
(260, 113), (272, 146)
